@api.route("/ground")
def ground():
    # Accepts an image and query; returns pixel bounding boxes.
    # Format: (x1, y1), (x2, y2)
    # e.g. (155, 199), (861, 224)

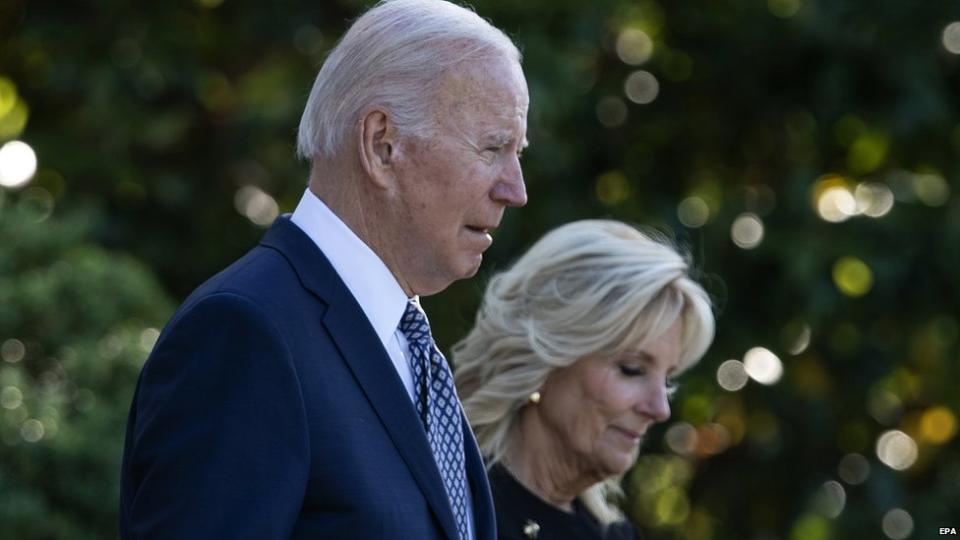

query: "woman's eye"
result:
(485, 145), (503, 153)
(666, 378), (679, 396)
(619, 365), (644, 377)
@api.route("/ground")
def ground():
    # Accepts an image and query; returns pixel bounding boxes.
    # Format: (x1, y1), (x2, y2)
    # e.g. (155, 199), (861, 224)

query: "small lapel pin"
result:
(522, 519), (540, 539)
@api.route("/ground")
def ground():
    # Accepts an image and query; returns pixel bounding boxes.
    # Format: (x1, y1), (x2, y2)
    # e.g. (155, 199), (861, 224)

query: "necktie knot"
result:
(399, 301), (433, 346)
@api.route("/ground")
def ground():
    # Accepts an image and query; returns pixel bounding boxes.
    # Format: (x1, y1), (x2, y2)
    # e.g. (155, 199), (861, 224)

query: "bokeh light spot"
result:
(812, 480), (846, 519)
(624, 71), (659, 104)
(876, 430), (918, 471)
(832, 257), (873, 297)
(768, 0), (802, 18)
(294, 25), (326, 58)
(616, 29), (654, 66)
(730, 212), (764, 249)
(717, 359), (749, 391)
(234, 185), (279, 227)
(867, 387), (902, 425)
(837, 453), (871, 485)
(595, 170), (631, 205)
(2, 339), (26, 363)
(854, 182), (894, 217)
(20, 419), (44, 442)
(196, 71), (235, 113)
(664, 422), (698, 456)
(744, 183), (777, 215)
(919, 406), (957, 445)
(1, 386), (23, 410)
(816, 186), (856, 222)
(784, 322), (811, 355)
(834, 115), (865, 146)
(0, 84), (28, 139)
(0, 140), (38, 189)
(18, 186), (55, 223)
(681, 393), (714, 425)
(654, 487), (690, 525)
(942, 22), (960, 54)
(139, 328), (161, 353)
(743, 347), (783, 385)
(0, 77), (16, 117)
(881, 508), (913, 540)
(695, 423), (730, 457)
(715, 403), (746, 445)
(41, 416), (58, 439)
(596, 96), (628, 128)
(912, 173), (950, 206)
(848, 131), (889, 174)
(790, 513), (830, 540)
(677, 196), (710, 228)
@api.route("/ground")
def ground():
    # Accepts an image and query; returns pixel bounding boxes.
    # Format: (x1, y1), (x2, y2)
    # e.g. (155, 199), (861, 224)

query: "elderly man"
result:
(118, 0), (528, 538)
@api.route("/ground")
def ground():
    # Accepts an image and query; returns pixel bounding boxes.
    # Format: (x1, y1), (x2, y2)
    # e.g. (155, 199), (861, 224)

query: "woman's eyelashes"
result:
(619, 364), (680, 394)
(618, 364), (644, 377)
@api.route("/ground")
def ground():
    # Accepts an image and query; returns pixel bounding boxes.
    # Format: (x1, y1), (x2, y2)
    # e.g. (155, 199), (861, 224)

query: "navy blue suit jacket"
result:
(120, 216), (496, 539)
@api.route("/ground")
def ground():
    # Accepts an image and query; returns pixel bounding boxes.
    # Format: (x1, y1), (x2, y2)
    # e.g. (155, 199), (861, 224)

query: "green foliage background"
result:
(1, 0), (959, 538)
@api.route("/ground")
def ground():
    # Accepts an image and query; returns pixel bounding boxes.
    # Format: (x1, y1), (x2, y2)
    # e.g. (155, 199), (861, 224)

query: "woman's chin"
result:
(597, 449), (639, 477)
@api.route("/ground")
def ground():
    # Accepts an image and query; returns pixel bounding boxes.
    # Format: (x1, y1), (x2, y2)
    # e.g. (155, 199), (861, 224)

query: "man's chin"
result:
(458, 252), (484, 278)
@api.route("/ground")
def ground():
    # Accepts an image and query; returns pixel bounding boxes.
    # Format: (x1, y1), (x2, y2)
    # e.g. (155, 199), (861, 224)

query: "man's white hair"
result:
(453, 219), (715, 525)
(296, 0), (521, 160)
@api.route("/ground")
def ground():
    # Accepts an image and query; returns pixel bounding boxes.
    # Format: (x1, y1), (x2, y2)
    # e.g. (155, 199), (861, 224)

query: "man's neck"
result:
(308, 166), (414, 297)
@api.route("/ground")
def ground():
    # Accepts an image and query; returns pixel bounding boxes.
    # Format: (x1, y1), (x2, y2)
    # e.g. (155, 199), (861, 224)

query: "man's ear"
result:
(358, 108), (396, 188)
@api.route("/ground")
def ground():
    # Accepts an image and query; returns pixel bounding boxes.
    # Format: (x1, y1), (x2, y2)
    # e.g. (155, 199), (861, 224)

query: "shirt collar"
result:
(290, 188), (411, 345)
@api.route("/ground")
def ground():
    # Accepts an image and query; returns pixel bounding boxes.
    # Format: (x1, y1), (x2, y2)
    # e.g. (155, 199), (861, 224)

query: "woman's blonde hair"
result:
(453, 219), (715, 524)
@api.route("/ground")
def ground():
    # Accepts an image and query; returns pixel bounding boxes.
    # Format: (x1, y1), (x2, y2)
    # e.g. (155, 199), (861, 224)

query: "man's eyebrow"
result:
(482, 133), (529, 148)
(482, 133), (513, 145)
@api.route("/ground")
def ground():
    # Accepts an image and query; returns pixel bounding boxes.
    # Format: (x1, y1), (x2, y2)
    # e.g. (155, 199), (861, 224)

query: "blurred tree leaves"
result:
(0, 207), (173, 539)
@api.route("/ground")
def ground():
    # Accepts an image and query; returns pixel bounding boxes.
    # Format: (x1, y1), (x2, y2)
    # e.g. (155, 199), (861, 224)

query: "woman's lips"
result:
(611, 426), (642, 444)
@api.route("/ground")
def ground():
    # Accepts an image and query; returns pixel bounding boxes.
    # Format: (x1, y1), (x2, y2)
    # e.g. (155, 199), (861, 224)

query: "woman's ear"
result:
(358, 107), (396, 188)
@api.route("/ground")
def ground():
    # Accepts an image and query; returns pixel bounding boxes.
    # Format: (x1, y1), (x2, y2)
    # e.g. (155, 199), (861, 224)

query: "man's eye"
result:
(485, 145), (503, 153)
(666, 378), (679, 397)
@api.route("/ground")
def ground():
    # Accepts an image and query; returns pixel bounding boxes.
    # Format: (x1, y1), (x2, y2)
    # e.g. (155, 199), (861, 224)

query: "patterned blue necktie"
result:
(399, 300), (469, 540)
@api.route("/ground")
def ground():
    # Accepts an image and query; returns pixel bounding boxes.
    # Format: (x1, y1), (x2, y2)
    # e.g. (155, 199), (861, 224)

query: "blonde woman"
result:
(453, 220), (714, 540)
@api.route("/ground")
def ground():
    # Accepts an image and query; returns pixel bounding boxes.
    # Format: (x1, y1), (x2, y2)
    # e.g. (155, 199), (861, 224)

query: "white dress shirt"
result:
(290, 188), (475, 539)
(291, 188), (415, 400)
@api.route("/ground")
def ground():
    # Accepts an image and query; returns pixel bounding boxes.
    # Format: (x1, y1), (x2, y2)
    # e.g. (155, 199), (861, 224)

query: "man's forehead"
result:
(435, 56), (526, 101)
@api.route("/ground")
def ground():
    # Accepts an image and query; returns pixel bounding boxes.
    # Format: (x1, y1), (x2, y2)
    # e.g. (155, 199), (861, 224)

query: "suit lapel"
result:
(463, 413), (496, 540)
(261, 217), (460, 540)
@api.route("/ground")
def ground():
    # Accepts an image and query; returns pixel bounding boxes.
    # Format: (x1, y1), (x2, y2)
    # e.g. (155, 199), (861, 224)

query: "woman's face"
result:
(535, 320), (683, 477)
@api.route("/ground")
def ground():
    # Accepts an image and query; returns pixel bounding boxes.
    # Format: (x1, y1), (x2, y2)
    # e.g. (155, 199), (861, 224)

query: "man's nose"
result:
(491, 155), (527, 207)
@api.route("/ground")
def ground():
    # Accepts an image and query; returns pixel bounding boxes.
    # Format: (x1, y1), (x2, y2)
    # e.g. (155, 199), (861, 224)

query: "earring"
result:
(528, 391), (541, 404)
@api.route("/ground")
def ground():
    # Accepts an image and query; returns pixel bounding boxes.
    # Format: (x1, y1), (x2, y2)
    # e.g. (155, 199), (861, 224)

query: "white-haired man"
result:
(119, 0), (528, 538)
